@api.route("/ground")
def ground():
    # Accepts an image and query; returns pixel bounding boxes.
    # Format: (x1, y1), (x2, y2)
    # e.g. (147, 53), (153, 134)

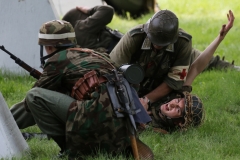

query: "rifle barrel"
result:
(0, 45), (42, 79)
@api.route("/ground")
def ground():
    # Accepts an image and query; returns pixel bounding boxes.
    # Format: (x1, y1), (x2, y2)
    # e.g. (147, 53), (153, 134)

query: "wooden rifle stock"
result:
(130, 135), (140, 160)
(0, 45), (42, 79)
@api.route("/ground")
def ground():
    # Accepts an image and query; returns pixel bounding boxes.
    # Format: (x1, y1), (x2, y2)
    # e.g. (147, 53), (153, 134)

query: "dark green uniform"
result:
(71, 5), (114, 52)
(110, 25), (192, 94)
(191, 48), (234, 70)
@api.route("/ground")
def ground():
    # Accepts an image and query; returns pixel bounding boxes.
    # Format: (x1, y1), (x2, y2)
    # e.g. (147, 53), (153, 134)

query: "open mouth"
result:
(166, 104), (169, 111)
(160, 103), (169, 112)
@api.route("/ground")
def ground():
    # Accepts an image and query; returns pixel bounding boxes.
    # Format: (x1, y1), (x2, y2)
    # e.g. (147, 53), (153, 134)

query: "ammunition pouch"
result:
(71, 70), (107, 100)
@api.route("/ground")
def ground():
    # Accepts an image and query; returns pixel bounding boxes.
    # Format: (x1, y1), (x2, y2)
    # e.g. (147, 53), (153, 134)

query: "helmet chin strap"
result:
(40, 45), (45, 68)
(39, 44), (75, 68)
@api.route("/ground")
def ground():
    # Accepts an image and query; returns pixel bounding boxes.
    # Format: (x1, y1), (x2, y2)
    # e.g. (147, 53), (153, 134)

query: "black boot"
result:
(22, 132), (48, 140)
(49, 135), (66, 156)
(208, 55), (234, 70)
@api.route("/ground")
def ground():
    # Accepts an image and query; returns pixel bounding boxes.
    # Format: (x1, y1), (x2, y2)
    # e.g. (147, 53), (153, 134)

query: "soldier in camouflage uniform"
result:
(62, 5), (122, 54)
(21, 20), (151, 158)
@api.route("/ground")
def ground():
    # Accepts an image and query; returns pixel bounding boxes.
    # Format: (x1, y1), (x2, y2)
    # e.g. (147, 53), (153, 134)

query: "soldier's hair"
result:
(62, 8), (88, 27)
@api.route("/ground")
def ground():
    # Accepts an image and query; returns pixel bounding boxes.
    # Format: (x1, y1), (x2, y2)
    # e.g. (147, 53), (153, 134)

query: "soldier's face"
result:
(160, 98), (185, 118)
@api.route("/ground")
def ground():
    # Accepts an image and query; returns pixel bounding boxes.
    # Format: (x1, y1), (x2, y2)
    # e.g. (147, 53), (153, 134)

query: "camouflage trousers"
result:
(25, 87), (75, 136)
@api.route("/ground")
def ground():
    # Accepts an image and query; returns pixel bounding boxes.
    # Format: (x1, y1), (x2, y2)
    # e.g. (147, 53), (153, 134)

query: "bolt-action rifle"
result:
(112, 69), (140, 160)
(0, 45), (42, 79)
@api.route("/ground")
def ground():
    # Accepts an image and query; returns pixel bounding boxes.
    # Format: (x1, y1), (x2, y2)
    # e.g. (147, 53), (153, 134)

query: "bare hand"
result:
(219, 10), (234, 40)
(139, 97), (152, 115)
(76, 6), (89, 14)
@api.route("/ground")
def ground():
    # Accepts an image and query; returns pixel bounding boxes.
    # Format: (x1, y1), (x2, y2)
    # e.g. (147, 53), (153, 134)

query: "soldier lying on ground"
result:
(138, 10), (235, 133)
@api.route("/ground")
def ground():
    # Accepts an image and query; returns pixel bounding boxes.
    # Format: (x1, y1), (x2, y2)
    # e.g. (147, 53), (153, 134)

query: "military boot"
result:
(50, 135), (67, 157)
(208, 55), (234, 70)
(22, 132), (49, 140)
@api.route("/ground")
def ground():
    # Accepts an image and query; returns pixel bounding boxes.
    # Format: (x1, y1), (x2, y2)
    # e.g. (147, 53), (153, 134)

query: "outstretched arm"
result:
(184, 10), (234, 86)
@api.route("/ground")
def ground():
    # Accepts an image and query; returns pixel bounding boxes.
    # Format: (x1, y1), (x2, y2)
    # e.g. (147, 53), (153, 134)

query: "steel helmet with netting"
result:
(180, 92), (205, 129)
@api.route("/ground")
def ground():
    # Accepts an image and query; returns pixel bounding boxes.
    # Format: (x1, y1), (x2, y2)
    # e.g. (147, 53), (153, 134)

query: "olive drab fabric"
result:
(143, 10), (179, 46)
(62, 5), (114, 52)
(191, 48), (235, 70)
(38, 20), (76, 46)
(110, 25), (192, 92)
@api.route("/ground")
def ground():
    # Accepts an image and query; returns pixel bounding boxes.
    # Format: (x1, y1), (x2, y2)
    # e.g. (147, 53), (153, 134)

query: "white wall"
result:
(0, 0), (57, 73)
(0, 92), (29, 158)
(51, 0), (103, 18)
(0, 0), (102, 74)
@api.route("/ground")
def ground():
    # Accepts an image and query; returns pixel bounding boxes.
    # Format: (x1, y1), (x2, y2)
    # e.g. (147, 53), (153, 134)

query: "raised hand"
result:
(219, 10), (234, 39)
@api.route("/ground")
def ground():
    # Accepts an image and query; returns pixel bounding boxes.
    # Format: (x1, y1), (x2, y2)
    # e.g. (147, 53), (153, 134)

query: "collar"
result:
(141, 36), (175, 52)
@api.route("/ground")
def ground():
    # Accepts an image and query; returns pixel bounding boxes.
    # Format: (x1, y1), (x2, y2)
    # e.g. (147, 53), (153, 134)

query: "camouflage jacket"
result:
(74, 5), (114, 51)
(110, 24), (192, 92)
(33, 48), (130, 155)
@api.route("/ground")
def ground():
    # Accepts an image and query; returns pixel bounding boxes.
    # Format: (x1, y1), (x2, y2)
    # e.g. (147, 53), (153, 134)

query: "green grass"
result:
(1, 0), (240, 159)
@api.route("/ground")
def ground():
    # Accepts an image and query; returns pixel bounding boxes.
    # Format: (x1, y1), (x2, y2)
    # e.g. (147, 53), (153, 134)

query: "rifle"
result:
(0, 45), (42, 79)
(112, 69), (140, 160)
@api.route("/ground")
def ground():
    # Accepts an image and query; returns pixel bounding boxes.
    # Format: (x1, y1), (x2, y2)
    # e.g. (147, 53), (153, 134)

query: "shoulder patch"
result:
(129, 25), (145, 37)
(178, 31), (192, 41)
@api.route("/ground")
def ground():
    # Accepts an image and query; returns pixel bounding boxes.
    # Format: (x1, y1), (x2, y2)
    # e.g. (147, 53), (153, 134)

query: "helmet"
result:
(38, 20), (76, 47)
(181, 92), (205, 128)
(143, 10), (179, 46)
(150, 91), (205, 132)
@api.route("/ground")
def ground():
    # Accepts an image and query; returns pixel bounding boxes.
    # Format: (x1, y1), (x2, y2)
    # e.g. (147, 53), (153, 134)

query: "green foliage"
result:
(1, 0), (240, 159)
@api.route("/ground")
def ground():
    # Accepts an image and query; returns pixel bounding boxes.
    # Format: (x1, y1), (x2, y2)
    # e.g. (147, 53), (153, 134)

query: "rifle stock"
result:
(0, 45), (42, 79)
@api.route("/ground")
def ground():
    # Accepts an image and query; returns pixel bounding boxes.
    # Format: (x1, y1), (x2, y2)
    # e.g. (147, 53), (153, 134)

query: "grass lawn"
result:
(0, 0), (240, 159)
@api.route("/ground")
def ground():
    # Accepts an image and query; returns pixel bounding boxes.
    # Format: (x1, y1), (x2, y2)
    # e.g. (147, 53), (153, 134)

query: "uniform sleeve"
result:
(109, 31), (143, 66)
(164, 38), (192, 90)
(75, 5), (114, 34)
(33, 56), (66, 91)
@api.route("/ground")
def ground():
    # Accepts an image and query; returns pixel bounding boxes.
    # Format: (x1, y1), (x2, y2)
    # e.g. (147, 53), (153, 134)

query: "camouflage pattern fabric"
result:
(38, 20), (76, 46)
(66, 84), (130, 156)
(33, 49), (113, 92)
(33, 48), (131, 155)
